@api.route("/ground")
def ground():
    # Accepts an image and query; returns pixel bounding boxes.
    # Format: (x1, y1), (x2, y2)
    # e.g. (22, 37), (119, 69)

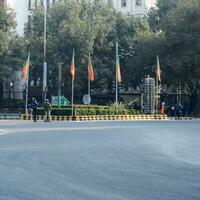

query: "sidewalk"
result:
(168, 117), (200, 120)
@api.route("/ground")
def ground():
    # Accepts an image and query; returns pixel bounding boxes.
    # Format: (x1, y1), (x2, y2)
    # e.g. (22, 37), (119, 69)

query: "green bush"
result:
(108, 102), (129, 115)
(36, 104), (140, 116)
(0, 99), (25, 109)
(37, 108), (71, 116)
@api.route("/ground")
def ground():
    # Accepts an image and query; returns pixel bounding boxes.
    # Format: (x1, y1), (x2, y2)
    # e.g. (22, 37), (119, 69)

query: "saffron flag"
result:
(70, 49), (75, 80)
(88, 53), (94, 81)
(22, 52), (30, 81)
(156, 54), (161, 82)
(116, 55), (122, 83)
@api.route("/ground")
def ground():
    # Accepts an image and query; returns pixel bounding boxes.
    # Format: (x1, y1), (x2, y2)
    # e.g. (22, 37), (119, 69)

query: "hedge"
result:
(36, 106), (141, 116)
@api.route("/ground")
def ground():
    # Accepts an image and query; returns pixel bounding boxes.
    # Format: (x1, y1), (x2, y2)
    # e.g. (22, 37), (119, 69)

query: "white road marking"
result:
(8, 125), (133, 134)
(0, 129), (9, 136)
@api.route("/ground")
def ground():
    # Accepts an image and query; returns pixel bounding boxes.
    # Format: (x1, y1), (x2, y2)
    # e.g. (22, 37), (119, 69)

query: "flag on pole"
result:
(156, 54), (161, 82)
(70, 49), (75, 80)
(22, 52), (30, 81)
(88, 53), (94, 81)
(116, 54), (122, 83)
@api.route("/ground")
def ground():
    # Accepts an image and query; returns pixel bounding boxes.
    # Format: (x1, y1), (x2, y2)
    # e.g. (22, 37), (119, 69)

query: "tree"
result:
(0, 5), (25, 99)
(147, 0), (200, 113)
(24, 0), (117, 100)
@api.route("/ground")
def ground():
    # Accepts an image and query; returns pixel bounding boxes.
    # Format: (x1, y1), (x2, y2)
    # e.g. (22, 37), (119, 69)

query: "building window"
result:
(136, 0), (142, 6)
(40, 0), (43, 6)
(28, 0), (31, 10)
(29, 0), (37, 10)
(108, 0), (113, 5)
(35, 0), (38, 8)
(47, 0), (50, 9)
(121, 0), (126, 7)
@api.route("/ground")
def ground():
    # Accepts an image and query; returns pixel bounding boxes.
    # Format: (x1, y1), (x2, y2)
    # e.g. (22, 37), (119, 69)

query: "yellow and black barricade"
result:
(21, 114), (167, 121)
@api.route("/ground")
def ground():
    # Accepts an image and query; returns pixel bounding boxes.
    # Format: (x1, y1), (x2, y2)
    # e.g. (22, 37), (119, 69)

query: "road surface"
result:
(0, 120), (200, 200)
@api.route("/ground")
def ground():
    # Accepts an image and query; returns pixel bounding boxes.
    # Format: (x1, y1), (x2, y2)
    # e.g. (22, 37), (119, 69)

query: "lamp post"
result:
(10, 81), (13, 99)
(43, 0), (47, 103)
(58, 62), (62, 107)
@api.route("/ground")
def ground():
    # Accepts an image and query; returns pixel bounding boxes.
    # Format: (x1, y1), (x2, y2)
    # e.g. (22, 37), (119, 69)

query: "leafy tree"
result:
(24, 0), (117, 100)
(147, 0), (200, 113)
(0, 5), (25, 99)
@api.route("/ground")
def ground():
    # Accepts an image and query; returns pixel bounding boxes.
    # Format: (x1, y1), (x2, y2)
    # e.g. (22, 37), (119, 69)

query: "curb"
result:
(20, 114), (167, 121)
(168, 117), (199, 120)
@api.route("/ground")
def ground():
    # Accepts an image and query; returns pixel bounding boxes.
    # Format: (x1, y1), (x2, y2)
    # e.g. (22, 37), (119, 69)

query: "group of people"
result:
(160, 101), (183, 119)
(31, 98), (52, 122)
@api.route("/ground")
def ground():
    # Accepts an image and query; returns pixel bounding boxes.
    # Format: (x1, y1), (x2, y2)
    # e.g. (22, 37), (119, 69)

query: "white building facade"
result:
(7, 0), (56, 35)
(7, 0), (156, 36)
(109, 0), (156, 16)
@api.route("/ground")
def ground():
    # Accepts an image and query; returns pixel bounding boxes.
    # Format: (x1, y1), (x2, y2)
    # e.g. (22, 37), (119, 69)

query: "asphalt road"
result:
(0, 120), (200, 200)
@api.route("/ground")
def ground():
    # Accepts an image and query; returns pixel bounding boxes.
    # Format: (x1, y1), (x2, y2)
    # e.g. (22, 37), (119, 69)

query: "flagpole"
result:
(70, 49), (75, 117)
(116, 42), (118, 104)
(88, 73), (90, 96)
(71, 79), (74, 116)
(25, 52), (30, 116)
(25, 74), (29, 115)
(88, 53), (91, 97)
(155, 75), (158, 114)
(155, 54), (160, 115)
(43, 0), (47, 103)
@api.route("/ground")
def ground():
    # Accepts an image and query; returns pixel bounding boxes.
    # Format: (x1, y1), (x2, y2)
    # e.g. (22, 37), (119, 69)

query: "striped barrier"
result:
(21, 114), (167, 121)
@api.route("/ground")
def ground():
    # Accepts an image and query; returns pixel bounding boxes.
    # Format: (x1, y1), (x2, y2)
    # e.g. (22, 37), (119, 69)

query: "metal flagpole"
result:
(88, 53), (91, 97)
(71, 79), (74, 116)
(88, 72), (90, 96)
(58, 63), (62, 107)
(25, 53), (30, 115)
(25, 73), (29, 115)
(155, 76), (158, 114)
(43, 0), (47, 103)
(115, 42), (118, 104)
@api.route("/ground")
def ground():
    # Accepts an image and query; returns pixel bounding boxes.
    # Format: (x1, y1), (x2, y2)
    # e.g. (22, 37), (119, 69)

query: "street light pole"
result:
(58, 62), (62, 107)
(43, 0), (47, 103)
(115, 42), (119, 104)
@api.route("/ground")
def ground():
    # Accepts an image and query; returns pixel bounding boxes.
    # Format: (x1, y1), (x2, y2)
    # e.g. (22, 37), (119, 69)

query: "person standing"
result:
(44, 99), (52, 122)
(31, 97), (38, 122)
(160, 102), (165, 115)
(175, 102), (182, 120)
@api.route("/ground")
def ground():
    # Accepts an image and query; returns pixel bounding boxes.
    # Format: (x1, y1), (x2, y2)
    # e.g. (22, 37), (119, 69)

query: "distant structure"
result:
(144, 77), (155, 114)
(6, 0), (56, 35)
(0, 0), (6, 5)
(7, 0), (156, 35)
(108, 0), (156, 16)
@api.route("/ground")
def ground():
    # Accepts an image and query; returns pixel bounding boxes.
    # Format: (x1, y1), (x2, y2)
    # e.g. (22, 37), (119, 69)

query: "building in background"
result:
(7, 0), (156, 36)
(0, 0), (6, 5)
(6, 0), (56, 35)
(108, 0), (156, 16)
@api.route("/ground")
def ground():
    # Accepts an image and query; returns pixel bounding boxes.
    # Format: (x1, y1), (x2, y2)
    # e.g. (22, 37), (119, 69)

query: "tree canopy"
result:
(1, 0), (200, 112)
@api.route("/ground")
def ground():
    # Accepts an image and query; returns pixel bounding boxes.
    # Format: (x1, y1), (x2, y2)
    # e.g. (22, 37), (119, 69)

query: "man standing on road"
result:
(31, 98), (38, 122)
(44, 99), (52, 122)
(175, 102), (182, 120)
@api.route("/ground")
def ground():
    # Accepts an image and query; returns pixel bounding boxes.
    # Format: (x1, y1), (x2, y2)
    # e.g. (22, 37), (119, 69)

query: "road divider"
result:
(21, 114), (167, 121)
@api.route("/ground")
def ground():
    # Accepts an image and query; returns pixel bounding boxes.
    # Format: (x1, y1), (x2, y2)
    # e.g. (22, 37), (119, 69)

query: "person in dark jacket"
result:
(44, 99), (52, 122)
(31, 97), (38, 122)
(175, 102), (182, 120)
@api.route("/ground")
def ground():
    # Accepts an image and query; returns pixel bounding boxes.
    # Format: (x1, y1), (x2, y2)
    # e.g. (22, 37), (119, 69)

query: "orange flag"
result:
(156, 54), (161, 82)
(88, 53), (94, 81)
(116, 55), (122, 83)
(22, 53), (30, 81)
(70, 49), (75, 80)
